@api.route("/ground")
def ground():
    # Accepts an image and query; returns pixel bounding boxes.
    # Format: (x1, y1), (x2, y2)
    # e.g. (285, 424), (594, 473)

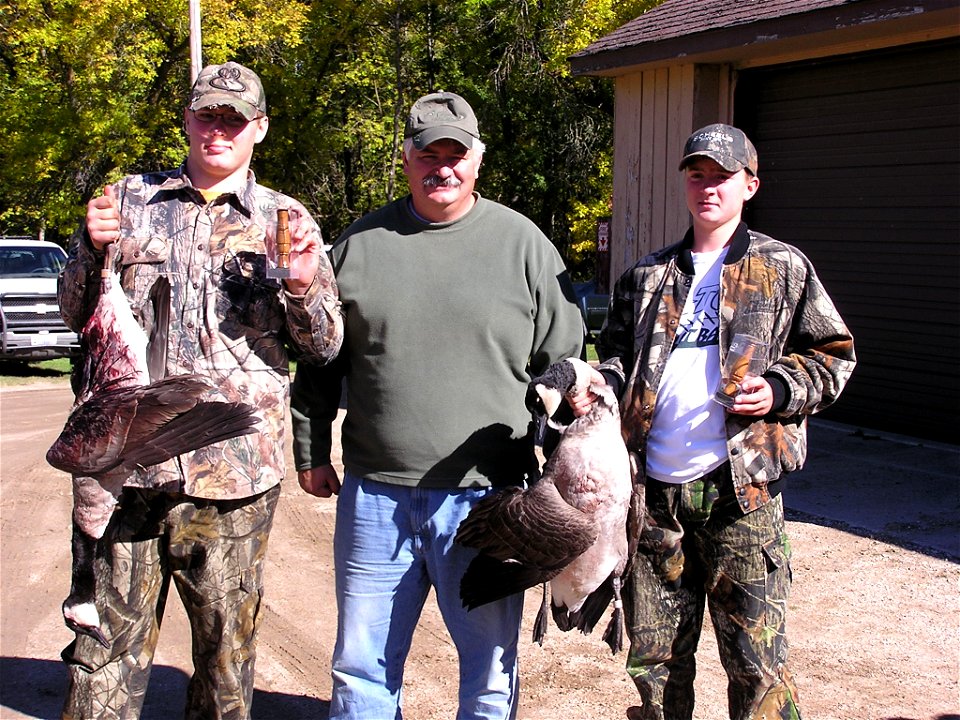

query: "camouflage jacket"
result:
(59, 167), (343, 500)
(596, 223), (856, 513)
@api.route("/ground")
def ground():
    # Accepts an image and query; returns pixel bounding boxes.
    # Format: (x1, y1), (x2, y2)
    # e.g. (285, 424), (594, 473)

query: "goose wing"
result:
(456, 479), (599, 609)
(46, 375), (259, 476)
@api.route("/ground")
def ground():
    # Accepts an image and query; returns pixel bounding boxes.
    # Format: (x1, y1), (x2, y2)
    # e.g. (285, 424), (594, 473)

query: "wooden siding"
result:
(735, 40), (960, 442)
(610, 65), (733, 281)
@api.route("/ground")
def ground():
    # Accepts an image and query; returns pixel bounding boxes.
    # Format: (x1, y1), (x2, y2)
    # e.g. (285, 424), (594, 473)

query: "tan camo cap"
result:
(189, 62), (266, 121)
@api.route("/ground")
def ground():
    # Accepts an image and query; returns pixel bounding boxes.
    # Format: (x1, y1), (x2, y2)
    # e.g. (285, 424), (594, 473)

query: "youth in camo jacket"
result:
(595, 221), (855, 720)
(59, 169), (343, 499)
(596, 222), (856, 515)
(56, 60), (343, 720)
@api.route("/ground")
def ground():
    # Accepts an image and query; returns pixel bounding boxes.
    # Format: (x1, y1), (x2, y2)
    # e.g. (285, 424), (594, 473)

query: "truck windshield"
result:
(0, 247), (67, 277)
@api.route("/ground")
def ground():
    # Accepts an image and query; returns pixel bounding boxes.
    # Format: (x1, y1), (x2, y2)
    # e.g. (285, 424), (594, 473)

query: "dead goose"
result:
(46, 243), (259, 648)
(456, 357), (633, 653)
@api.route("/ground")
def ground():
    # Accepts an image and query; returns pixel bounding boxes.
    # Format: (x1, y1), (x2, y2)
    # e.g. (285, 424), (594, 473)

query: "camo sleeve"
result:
(283, 245), (343, 366)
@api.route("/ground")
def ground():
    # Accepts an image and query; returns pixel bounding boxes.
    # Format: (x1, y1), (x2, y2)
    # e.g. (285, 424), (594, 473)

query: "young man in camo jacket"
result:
(567, 123), (856, 720)
(58, 61), (343, 719)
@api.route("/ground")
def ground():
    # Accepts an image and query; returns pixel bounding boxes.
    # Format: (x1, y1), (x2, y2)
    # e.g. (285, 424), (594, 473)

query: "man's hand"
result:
(284, 214), (322, 295)
(86, 185), (121, 252)
(298, 464), (341, 498)
(566, 366), (608, 417)
(730, 374), (774, 416)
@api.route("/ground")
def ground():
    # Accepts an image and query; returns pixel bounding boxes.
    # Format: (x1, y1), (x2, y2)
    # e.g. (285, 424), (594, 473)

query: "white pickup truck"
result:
(0, 236), (81, 362)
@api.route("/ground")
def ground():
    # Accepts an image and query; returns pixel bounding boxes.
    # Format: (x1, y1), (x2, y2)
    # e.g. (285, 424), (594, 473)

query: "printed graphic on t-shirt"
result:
(674, 282), (720, 349)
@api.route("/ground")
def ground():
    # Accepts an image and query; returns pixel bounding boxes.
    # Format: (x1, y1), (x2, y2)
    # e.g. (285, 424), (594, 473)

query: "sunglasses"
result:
(191, 109), (257, 128)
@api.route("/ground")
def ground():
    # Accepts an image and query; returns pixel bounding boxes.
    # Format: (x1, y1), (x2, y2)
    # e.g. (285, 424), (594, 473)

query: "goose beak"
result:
(535, 384), (563, 418)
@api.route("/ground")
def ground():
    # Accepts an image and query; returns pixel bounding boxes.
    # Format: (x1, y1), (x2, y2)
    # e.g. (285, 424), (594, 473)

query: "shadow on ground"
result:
(0, 656), (330, 719)
(0, 360), (70, 378)
(787, 420), (960, 562)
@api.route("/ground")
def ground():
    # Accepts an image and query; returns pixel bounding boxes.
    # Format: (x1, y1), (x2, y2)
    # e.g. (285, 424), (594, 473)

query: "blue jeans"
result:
(329, 472), (524, 720)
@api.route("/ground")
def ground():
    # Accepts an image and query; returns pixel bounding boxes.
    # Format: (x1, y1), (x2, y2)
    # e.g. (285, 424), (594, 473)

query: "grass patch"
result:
(0, 358), (72, 386)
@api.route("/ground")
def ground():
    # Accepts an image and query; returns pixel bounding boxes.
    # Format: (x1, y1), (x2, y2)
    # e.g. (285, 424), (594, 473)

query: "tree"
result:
(262, 0), (661, 273)
(0, 0), (664, 271)
(0, 0), (310, 242)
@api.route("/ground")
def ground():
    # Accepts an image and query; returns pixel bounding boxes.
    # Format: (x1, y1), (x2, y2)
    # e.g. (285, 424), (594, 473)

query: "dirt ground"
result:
(1, 379), (957, 720)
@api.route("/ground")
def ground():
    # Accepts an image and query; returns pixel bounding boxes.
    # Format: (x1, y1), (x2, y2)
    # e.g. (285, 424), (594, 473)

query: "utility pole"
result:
(189, 0), (202, 83)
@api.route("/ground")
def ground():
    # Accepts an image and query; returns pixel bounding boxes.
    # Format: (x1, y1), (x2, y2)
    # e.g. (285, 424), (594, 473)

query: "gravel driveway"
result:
(1, 380), (957, 719)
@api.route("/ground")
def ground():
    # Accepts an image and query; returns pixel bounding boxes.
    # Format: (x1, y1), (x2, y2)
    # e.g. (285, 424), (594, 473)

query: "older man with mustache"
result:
(290, 91), (585, 720)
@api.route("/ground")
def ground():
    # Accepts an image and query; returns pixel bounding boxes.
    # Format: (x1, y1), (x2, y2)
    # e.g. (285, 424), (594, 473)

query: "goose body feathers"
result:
(456, 357), (633, 652)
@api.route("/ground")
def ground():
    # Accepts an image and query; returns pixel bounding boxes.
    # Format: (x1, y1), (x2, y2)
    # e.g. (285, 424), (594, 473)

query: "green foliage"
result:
(0, 0), (311, 240)
(0, 0), (665, 277)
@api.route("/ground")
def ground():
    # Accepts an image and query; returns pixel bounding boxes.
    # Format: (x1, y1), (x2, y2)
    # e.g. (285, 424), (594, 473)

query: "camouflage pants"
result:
(623, 464), (800, 720)
(61, 484), (280, 720)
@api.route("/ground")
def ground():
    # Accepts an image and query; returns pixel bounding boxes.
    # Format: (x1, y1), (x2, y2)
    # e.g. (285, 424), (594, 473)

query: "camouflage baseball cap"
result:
(679, 123), (758, 176)
(404, 92), (480, 150)
(189, 62), (266, 121)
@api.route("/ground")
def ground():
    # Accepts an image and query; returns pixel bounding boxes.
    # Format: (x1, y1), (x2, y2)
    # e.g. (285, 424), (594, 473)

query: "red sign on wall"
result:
(596, 218), (611, 293)
(597, 220), (610, 252)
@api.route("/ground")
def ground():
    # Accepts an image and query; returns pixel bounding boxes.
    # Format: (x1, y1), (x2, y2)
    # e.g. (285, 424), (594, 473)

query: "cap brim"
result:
(411, 126), (477, 150)
(679, 151), (754, 175)
(190, 94), (261, 121)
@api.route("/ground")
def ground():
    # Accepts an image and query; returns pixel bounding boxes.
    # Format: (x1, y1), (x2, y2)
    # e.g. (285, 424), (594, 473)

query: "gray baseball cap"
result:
(189, 62), (266, 121)
(679, 123), (758, 176)
(404, 92), (480, 150)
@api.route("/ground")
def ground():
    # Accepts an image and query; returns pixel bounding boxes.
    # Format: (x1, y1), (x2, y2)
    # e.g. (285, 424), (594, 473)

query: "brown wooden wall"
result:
(610, 65), (734, 282)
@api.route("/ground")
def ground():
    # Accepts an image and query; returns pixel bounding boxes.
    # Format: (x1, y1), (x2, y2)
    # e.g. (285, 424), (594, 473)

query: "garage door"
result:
(735, 39), (959, 444)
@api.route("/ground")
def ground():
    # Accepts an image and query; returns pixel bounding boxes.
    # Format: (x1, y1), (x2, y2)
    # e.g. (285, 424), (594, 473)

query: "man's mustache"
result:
(423, 175), (462, 189)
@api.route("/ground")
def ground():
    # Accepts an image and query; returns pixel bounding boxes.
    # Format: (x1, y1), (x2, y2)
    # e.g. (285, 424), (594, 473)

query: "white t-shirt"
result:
(645, 247), (729, 483)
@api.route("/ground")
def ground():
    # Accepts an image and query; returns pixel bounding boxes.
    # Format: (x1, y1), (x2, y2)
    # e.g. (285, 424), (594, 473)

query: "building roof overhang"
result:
(570, 0), (959, 76)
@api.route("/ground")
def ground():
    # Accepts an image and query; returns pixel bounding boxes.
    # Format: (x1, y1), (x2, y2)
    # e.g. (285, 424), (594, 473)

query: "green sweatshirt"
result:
(291, 194), (584, 488)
